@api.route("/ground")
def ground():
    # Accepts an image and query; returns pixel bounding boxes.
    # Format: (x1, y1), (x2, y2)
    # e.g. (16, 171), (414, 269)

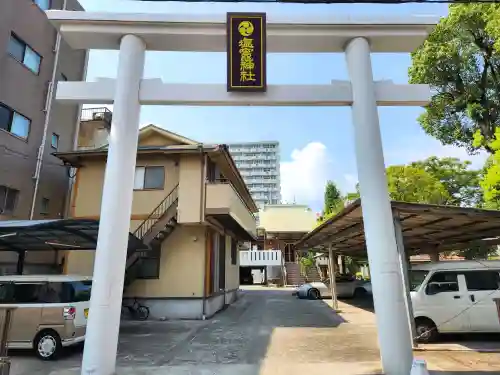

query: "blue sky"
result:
(79, 0), (487, 212)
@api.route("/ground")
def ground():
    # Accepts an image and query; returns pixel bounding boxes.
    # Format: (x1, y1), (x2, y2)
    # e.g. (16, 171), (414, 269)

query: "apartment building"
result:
(0, 0), (87, 220)
(56, 124), (257, 319)
(227, 141), (281, 209)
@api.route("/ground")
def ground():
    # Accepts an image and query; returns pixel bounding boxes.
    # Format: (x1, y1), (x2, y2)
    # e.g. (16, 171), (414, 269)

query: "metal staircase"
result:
(125, 184), (179, 286)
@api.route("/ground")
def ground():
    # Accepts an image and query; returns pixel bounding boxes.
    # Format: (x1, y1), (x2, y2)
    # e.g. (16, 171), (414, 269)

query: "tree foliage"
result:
(478, 129), (500, 209)
(386, 165), (450, 204)
(323, 180), (343, 215)
(409, 4), (500, 154)
(343, 159), (482, 207)
(410, 157), (482, 207)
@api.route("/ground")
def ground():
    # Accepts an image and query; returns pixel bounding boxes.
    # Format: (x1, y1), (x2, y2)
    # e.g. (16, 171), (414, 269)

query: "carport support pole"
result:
(328, 245), (338, 311)
(345, 37), (413, 375)
(81, 35), (145, 375)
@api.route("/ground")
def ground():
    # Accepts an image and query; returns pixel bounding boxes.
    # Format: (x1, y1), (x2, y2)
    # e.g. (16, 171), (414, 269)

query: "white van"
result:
(410, 260), (500, 343)
(0, 275), (92, 360)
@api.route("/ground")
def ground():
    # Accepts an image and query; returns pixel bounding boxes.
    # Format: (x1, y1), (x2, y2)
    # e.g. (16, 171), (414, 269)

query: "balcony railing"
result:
(315, 256), (329, 266)
(81, 107), (113, 124)
(240, 250), (282, 266)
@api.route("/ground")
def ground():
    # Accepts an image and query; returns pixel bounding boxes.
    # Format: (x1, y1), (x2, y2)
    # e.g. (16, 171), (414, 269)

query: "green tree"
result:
(343, 166), (450, 205)
(323, 180), (343, 215)
(386, 165), (450, 204)
(411, 157), (482, 207)
(479, 129), (500, 209)
(299, 251), (315, 281)
(409, 4), (500, 154)
(459, 244), (498, 260)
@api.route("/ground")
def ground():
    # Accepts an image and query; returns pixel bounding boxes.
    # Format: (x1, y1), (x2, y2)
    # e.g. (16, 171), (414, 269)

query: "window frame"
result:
(137, 244), (161, 279)
(425, 271), (460, 295)
(33, 0), (51, 10)
(7, 33), (42, 75)
(41, 197), (50, 215)
(134, 166), (165, 190)
(0, 102), (31, 140)
(0, 185), (20, 215)
(51, 133), (59, 149)
(463, 270), (500, 292)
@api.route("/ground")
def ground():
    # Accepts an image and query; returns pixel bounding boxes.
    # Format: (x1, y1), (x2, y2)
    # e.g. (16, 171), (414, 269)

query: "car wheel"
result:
(415, 318), (439, 343)
(34, 330), (63, 360)
(308, 288), (320, 300)
(134, 305), (150, 321)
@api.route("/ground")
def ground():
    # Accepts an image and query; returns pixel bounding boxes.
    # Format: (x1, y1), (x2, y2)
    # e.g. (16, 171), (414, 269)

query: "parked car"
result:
(0, 274), (92, 360)
(410, 260), (500, 343)
(295, 275), (372, 299)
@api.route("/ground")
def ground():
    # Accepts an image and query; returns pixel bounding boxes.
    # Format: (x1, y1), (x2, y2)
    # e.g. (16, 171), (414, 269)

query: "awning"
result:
(295, 200), (500, 257)
(0, 219), (147, 252)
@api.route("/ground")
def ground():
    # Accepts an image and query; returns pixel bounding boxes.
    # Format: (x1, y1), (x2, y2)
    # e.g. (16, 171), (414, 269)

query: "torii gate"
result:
(47, 11), (438, 375)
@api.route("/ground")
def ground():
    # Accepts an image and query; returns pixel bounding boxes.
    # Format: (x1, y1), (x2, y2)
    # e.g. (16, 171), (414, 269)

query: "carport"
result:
(0, 219), (147, 274)
(295, 199), (500, 344)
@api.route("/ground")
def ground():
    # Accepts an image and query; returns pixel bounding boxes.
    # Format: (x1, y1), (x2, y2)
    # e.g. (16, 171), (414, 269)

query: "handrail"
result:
(133, 184), (179, 240)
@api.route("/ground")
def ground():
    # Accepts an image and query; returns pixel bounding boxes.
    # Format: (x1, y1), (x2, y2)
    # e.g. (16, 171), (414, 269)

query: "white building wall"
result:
(228, 141), (281, 209)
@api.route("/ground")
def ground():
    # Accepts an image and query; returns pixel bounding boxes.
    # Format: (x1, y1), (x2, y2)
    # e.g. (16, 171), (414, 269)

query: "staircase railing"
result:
(134, 184), (179, 241)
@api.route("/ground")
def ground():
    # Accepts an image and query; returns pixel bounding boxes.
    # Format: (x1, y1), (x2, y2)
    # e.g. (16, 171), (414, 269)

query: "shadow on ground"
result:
(11, 287), (376, 375)
(339, 294), (500, 354)
(339, 295), (375, 313)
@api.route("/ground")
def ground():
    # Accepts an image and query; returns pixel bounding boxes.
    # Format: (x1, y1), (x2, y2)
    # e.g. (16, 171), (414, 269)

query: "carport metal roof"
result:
(263, 231), (308, 241)
(0, 219), (147, 252)
(295, 200), (500, 257)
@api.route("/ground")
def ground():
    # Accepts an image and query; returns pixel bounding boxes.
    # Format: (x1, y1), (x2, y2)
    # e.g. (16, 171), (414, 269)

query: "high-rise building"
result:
(0, 0), (87, 219)
(227, 141), (281, 208)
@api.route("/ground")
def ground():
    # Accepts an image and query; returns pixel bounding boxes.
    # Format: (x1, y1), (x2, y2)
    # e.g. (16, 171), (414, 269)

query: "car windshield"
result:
(409, 270), (429, 291)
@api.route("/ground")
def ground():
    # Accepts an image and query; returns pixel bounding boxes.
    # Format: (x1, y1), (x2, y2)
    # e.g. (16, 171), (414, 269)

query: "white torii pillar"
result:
(346, 37), (413, 375)
(80, 34), (145, 375)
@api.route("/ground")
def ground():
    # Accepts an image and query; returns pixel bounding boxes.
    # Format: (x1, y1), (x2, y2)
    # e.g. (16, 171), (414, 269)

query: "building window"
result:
(7, 34), (42, 74)
(0, 186), (19, 214)
(51, 133), (59, 149)
(41, 198), (49, 214)
(0, 103), (30, 139)
(34, 0), (51, 10)
(134, 166), (164, 190)
(137, 244), (160, 279)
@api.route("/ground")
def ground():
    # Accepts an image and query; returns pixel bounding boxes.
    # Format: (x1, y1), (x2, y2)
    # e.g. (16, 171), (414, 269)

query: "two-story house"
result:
(53, 124), (258, 320)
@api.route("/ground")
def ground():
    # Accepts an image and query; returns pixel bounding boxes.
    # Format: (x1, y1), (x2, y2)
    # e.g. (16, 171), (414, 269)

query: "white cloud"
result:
(280, 142), (333, 210)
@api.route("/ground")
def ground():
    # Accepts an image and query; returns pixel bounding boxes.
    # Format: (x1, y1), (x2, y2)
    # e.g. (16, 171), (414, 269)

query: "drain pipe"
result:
(29, 0), (68, 219)
(200, 146), (207, 319)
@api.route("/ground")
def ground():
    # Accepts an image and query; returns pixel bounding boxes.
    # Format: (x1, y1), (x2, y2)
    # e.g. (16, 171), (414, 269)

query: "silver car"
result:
(295, 278), (371, 299)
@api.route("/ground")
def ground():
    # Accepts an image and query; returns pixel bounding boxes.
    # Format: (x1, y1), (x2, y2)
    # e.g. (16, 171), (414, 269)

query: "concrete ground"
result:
(9, 286), (500, 375)
(323, 294), (500, 373)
